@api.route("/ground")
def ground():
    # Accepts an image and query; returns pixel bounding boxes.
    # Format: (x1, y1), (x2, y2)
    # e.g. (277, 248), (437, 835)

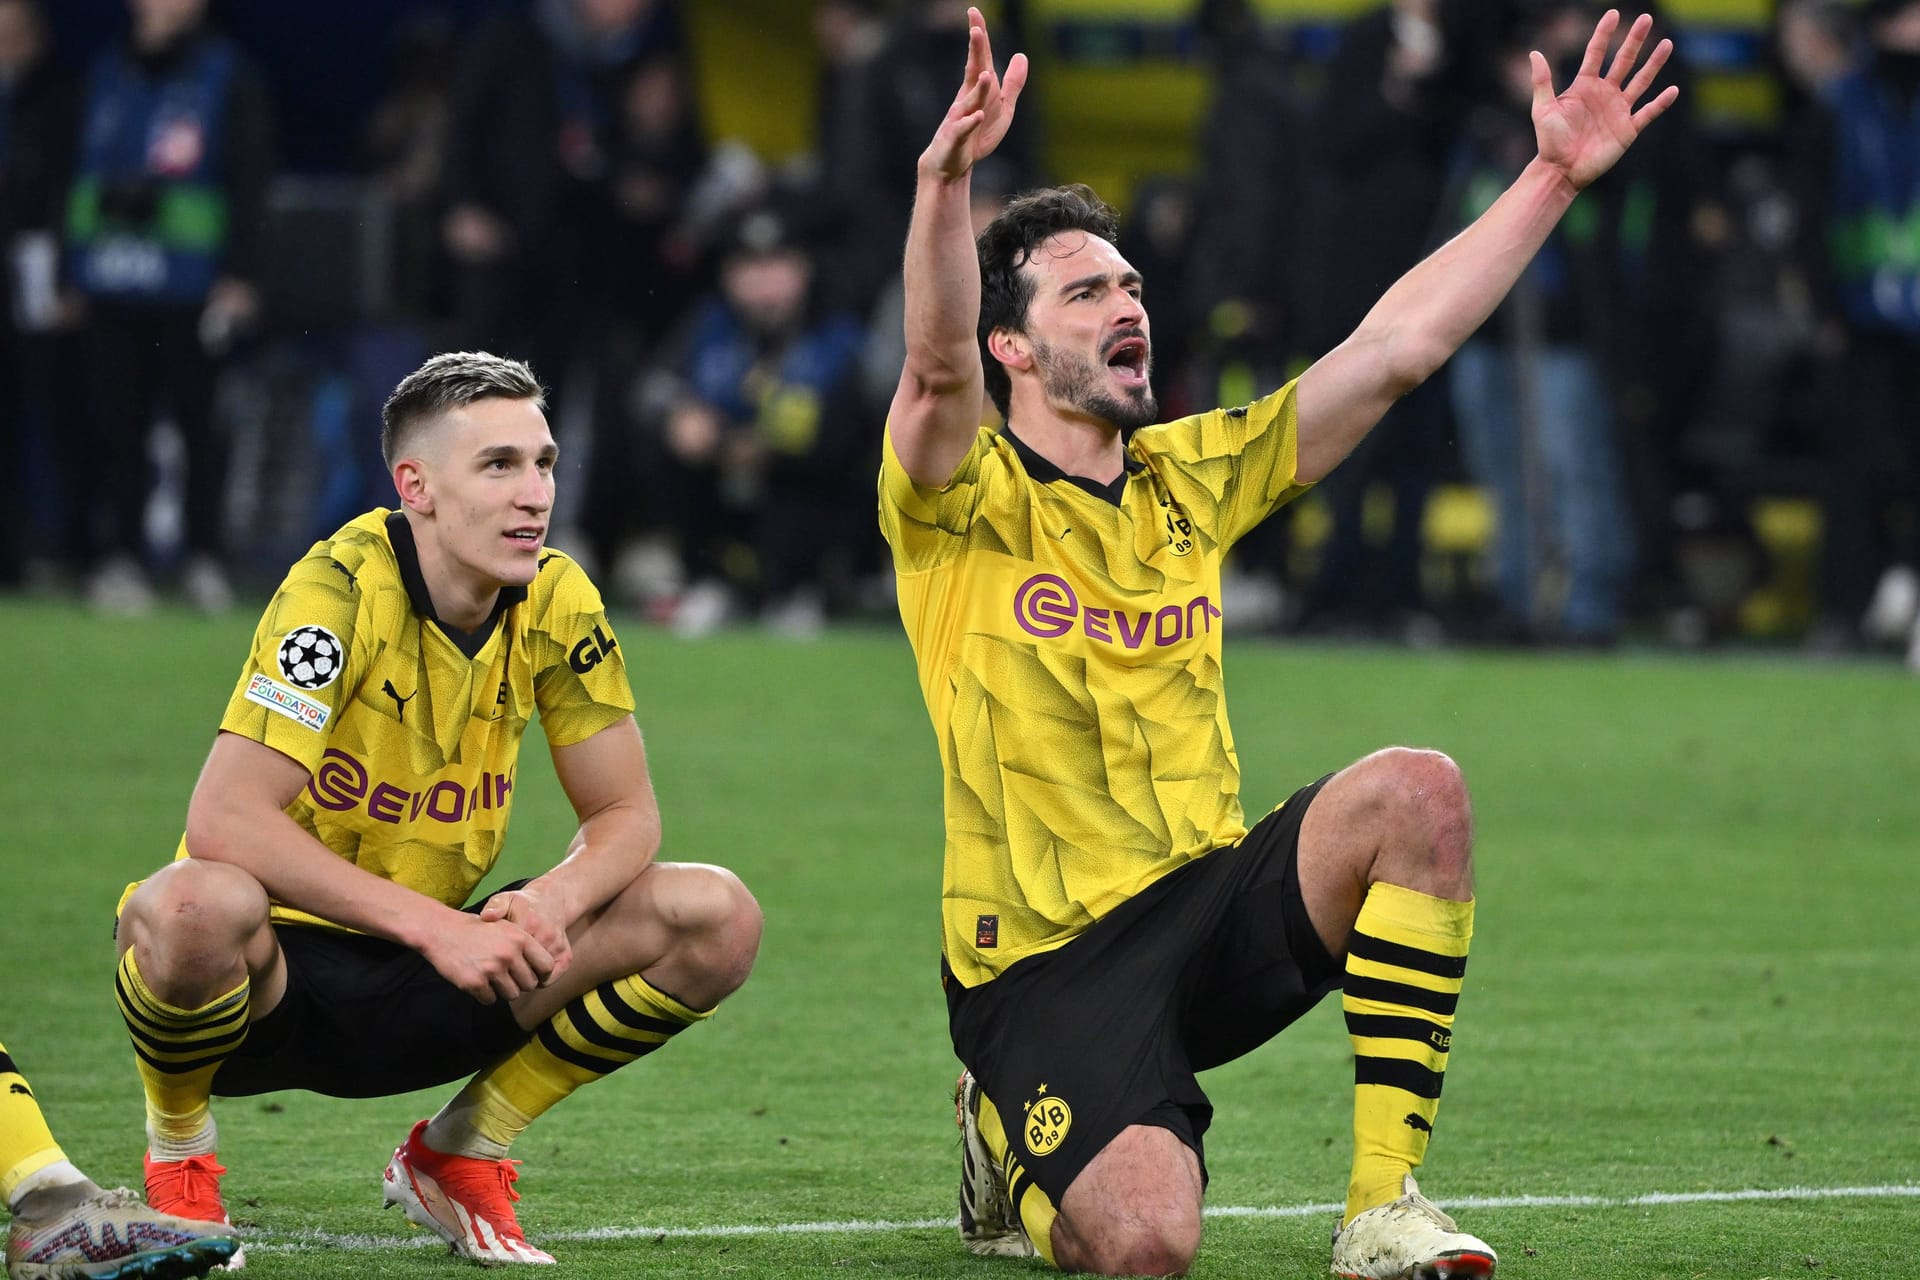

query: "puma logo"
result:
(1404, 1113), (1433, 1134)
(383, 679), (417, 722)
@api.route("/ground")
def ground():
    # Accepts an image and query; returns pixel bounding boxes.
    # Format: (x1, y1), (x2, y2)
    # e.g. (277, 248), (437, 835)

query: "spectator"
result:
(1589, 0), (1722, 632)
(0, 0), (81, 589)
(1798, 0), (1920, 659)
(607, 49), (715, 353)
(822, 0), (1038, 317)
(360, 14), (455, 324)
(1294, 0), (1477, 638)
(1445, 2), (1637, 645)
(441, 0), (684, 571)
(65, 0), (273, 614)
(1180, 0), (1311, 628)
(631, 197), (867, 636)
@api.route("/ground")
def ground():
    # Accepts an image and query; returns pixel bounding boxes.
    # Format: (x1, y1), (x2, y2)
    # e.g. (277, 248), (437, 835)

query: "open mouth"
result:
(1104, 337), (1149, 386)
(505, 528), (545, 548)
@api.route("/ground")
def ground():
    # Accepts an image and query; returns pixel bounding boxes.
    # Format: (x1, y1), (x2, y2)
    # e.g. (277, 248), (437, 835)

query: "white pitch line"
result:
(247, 1184), (1920, 1255)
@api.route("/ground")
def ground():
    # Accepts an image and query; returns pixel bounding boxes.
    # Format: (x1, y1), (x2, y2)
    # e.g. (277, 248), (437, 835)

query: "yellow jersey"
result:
(879, 382), (1312, 986)
(192, 509), (635, 930)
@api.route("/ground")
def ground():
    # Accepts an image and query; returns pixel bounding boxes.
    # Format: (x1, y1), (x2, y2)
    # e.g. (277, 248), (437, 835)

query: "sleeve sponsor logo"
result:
(245, 672), (332, 733)
(568, 623), (619, 674)
(277, 625), (345, 690)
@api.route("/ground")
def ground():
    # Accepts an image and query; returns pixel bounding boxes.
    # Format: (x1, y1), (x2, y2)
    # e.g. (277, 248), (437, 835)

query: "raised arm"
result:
(888, 6), (1028, 488)
(1293, 9), (1677, 482)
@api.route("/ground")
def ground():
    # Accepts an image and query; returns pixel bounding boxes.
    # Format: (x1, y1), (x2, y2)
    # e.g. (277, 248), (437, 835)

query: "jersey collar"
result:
(1000, 424), (1144, 507)
(385, 510), (528, 658)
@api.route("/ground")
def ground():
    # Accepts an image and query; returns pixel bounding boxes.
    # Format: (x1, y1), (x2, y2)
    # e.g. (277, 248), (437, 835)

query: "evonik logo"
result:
(1012, 574), (1221, 649)
(306, 748), (514, 824)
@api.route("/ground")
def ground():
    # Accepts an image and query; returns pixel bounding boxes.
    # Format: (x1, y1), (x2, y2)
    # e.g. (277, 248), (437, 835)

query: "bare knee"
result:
(1051, 1128), (1203, 1277)
(1355, 747), (1473, 894)
(1053, 1214), (1199, 1277)
(118, 859), (269, 1003)
(634, 863), (761, 1004)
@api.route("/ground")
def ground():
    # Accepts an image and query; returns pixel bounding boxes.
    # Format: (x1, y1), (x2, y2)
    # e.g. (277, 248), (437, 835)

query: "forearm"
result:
(529, 802), (662, 927)
(1295, 157), (1579, 481)
(1357, 157), (1577, 389)
(185, 805), (458, 949)
(899, 171), (983, 392)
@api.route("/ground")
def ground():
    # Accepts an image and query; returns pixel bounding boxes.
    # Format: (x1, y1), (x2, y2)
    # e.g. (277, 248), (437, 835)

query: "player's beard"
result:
(1032, 336), (1159, 436)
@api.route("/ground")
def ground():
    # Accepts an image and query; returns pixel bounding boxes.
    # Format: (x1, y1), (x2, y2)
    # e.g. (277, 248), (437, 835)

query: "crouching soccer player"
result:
(113, 352), (762, 1266)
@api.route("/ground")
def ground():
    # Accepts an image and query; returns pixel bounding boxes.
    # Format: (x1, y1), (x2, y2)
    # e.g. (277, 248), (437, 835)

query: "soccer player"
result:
(114, 352), (762, 1266)
(878, 10), (1675, 1278)
(4, 1038), (238, 1280)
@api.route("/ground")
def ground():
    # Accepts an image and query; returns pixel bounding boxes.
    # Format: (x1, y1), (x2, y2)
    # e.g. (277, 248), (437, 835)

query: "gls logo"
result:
(569, 624), (619, 674)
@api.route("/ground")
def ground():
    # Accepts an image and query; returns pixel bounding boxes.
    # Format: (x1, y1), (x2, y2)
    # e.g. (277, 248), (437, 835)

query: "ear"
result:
(393, 458), (433, 515)
(987, 327), (1032, 375)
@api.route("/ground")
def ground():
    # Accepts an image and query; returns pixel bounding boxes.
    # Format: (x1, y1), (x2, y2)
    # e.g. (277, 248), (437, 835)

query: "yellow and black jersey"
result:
(879, 382), (1312, 986)
(190, 508), (635, 930)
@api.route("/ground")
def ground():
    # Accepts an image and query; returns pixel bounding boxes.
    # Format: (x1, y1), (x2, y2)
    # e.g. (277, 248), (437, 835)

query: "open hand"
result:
(918, 6), (1029, 182)
(1531, 9), (1679, 192)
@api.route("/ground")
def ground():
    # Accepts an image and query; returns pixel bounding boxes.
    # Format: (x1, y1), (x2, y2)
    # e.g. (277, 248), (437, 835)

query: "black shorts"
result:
(211, 883), (530, 1099)
(945, 777), (1341, 1208)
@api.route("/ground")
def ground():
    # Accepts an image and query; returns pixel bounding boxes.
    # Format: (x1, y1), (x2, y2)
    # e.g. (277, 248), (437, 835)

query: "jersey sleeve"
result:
(877, 423), (995, 574)
(217, 554), (366, 773)
(529, 556), (637, 747)
(1151, 380), (1312, 548)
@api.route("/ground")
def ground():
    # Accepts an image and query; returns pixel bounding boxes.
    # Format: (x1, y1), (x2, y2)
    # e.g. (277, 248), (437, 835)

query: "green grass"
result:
(2, 599), (1915, 1278)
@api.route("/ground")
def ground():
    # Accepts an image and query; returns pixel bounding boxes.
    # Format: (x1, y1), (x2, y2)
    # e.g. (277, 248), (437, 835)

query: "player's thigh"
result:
(212, 922), (523, 1099)
(947, 874), (1223, 1238)
(1180, 776), (1343, 1073)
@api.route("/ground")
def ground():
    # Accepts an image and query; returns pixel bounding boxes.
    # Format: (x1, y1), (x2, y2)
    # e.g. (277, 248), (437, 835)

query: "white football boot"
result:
(1330, 1174), (1496, 1279)
(954, 1071), (1036, 1258)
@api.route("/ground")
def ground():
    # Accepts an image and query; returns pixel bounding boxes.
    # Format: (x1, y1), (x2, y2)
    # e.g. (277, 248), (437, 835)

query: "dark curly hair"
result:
(976, 185), (1122, 419)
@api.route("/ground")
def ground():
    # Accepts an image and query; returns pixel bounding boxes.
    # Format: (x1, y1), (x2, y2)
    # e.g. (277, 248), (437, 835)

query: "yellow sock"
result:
(0, 1042), (66, 1203)
(977, 1089), (1058, 1267)
(428, 974), (709, 1159)
(1342, 883), (1473, 1224)
(114, 948), (248, 1152)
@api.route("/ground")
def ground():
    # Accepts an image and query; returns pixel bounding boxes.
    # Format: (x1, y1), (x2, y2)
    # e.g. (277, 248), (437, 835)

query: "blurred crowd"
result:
(2, 0), (1918, 659)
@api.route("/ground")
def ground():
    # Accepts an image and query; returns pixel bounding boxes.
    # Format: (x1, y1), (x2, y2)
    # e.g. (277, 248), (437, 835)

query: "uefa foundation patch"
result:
(245, 672), (332, 732)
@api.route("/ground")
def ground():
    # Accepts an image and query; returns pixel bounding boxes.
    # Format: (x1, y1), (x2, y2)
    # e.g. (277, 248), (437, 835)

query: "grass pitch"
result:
(1, 600), (1914, 1278)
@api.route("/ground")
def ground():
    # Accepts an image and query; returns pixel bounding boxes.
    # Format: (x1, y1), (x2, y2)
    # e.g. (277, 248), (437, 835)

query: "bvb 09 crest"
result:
(1163, 502), (1193, 557)
(1024, 1089), (1072, 1156)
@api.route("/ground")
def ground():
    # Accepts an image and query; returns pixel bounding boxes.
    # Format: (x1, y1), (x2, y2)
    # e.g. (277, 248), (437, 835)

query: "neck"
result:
(405, 511), (502, 631)
(135, 22), (193, 56)
(1007, 405), (1128, 484)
